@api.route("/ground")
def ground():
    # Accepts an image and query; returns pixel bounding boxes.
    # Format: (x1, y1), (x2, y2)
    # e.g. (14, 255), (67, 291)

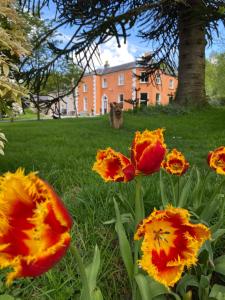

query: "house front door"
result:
(102, 95), (108, 114)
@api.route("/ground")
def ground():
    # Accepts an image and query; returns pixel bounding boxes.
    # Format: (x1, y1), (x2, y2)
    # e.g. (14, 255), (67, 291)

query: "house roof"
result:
(84, 61), (176, 77)
(97, 61), (136, 75)
(84, 61), (136, 77)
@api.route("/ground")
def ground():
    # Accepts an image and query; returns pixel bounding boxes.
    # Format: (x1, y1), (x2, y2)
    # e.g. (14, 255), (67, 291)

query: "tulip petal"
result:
(6, 232), (71, 285)
(137, 142), (166, 175)
(0, 169), (72, 284)
(131, 129), (167, 175)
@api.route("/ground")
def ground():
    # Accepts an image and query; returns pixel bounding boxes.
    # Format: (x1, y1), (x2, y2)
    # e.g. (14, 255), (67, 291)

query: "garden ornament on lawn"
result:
(109, 102), (123, 129)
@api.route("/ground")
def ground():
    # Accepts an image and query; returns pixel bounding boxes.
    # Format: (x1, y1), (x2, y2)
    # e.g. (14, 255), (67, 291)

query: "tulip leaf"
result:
(85, 245), (101, 293)
(192, 167), (202, 208)
(147, 277), (168, 298)
(176, 274), (199, 296)
(211, 199), (225, 232)
(168, 292), (181, 300)
(200, 275), (210, 289)
(168, 175), (176, 206)
(135, 273), (153, 300)
(92, 288), (104, 300)
(103, 213), (133, 225)
(212, 229), (225, 241)
(138, 274), (181, 299)
(209, 284), (225, 298)
(159, 170), (169, 207)
(113, 199), (134, 287)
(200, 240), (214, 267)
(200, 180), (225, 221)
(178, 169), (193, 207)
(214, 255), (225, 276)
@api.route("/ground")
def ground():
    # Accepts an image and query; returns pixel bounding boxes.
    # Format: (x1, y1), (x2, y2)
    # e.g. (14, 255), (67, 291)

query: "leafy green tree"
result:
(206, 52), (225, 103)
(20, 15), (59, 119)
(20, 14), (82, 119)
(42, 60), (81, 95)
(0, 0), (30, 114)
(41, 59), (81, 118)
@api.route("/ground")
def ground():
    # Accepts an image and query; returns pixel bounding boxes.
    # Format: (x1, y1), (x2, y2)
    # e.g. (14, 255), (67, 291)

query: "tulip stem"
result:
(70, 244), (91, 300)
(135, 176), (144, 227)
(133, 176), (144, 299)
(177, 176), (180, 205)
(198, 168), (210, 207)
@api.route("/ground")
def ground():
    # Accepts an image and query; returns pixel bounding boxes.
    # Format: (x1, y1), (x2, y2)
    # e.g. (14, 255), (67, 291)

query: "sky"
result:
(42, 4), (225, 68)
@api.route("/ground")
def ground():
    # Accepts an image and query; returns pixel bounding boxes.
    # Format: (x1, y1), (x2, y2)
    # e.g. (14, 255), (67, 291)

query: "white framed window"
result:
(156, 93), (161, 105)
(156, 75), (161, 85)
(140, 93), (148, 107)
(140, 72), (149, 83)
(83, 97), (88, 111)
(83, 83), (88, 92)
(169, 79), (174, 89)
(118, 94), (124, 103)
(118, 74), (125, 85)
(102, 78), (107, 88)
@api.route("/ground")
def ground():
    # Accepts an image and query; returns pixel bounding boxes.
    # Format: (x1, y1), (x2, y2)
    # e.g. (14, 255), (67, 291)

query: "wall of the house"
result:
(135, 69), (177, 106)
(77, 67), (178, 116)
(77, 76), (94, 115)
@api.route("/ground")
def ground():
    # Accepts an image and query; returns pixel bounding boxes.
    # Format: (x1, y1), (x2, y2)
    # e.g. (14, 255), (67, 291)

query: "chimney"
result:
(143, 52), (152, 58)
(104, 60), (110, 68)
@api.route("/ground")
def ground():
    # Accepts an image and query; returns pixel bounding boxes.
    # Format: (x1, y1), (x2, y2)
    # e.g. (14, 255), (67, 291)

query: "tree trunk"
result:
(37, 91), (40, 121)
(176, 1), (206, 106)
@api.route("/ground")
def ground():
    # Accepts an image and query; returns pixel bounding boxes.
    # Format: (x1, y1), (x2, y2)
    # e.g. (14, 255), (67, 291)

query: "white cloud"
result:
(95, 38), (138, 67)
(72, 37), (149, 70)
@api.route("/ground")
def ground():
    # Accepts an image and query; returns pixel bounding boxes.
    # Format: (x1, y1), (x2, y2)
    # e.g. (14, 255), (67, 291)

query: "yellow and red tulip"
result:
(162, 148), (189, 176)
(208, 146), (225, 175)
(92, 147), (135, 182)
(135, 206), (210, 287)
(131, 129), (167, 175)
(0, 169), (72, 285)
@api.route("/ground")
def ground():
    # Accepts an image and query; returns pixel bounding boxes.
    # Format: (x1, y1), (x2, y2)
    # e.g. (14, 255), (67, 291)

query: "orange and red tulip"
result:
(0, 169), (72, 285)
(208, 146), (225, 175)
(92, 147), (135, 182)
(162, 148), (189, 176)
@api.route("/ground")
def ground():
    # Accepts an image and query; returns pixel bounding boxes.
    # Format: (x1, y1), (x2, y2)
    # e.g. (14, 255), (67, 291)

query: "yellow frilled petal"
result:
(139, 252), (185, 288)
(134, 128), (166, 149)
(135, 205), (210, 287)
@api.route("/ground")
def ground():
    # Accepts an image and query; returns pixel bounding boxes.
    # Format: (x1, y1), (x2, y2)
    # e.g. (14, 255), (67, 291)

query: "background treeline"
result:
(206, 51), (225, 105)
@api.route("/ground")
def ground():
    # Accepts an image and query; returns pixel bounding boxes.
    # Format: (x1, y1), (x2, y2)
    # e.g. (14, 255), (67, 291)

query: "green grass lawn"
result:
(1, 106), (225, 299)
(3, 109), (48, 121)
